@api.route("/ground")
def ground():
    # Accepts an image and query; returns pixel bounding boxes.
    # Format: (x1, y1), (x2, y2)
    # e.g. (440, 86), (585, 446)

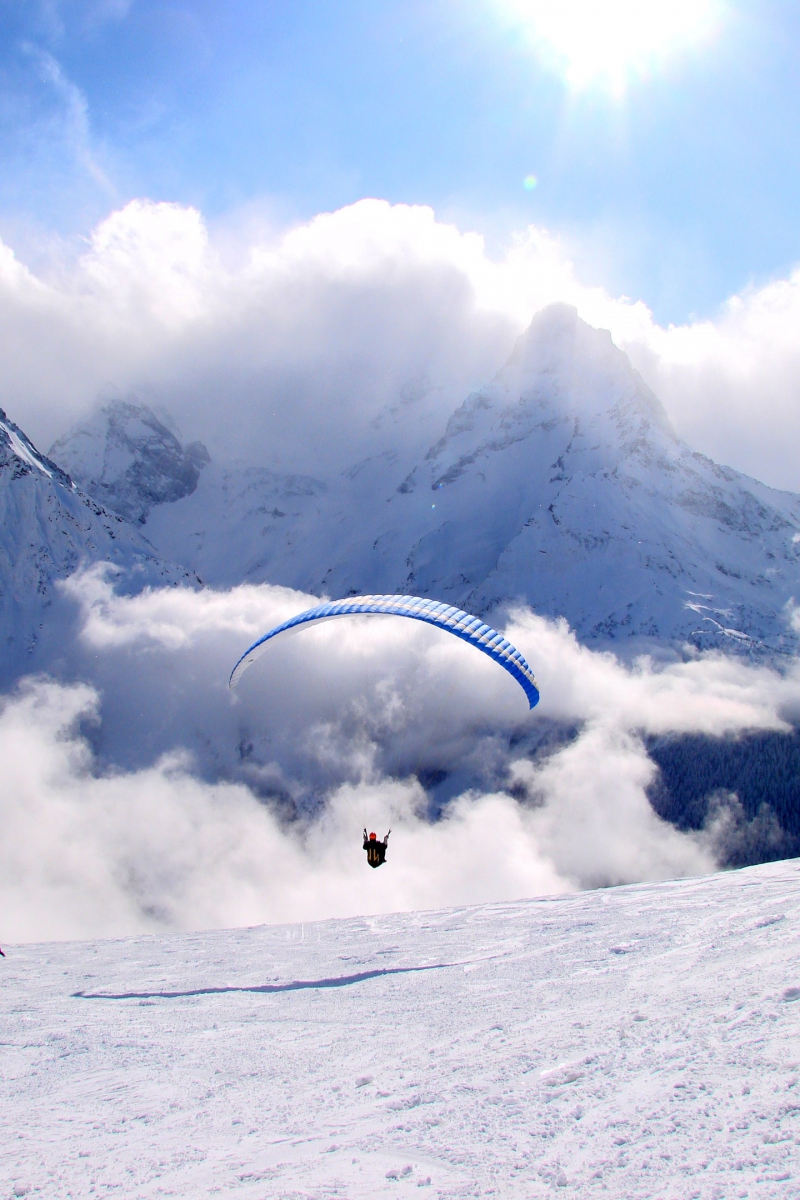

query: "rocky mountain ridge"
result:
(0, 407), (194, 683)
(50, 399), (210, 524)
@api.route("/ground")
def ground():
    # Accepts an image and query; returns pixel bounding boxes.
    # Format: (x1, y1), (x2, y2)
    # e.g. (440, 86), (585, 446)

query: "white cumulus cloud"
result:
(3, 570), (799, 943)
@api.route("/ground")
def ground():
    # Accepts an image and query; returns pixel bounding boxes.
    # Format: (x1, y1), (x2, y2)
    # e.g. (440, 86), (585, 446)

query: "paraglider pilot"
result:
(363, 828), (390, 869)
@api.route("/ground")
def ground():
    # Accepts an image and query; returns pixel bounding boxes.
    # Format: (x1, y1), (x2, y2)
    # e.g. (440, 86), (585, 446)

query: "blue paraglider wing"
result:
(229, 594), (539, 709)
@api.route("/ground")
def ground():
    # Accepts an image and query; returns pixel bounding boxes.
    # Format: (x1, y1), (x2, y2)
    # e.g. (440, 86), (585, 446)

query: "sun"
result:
(504, 0), (724, 94)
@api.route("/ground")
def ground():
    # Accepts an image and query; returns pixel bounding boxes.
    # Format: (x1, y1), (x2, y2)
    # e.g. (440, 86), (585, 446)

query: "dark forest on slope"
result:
(647, 730), (800, 867)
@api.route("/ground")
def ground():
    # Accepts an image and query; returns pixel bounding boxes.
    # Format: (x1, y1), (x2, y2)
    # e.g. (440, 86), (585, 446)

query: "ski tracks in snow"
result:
(2, 861), (800, 1198)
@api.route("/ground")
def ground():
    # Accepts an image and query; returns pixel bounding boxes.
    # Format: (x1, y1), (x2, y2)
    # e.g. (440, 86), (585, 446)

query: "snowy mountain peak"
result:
(1, 405), (196, 684)
(502, 303), (675, 438)
(424, 305), (675, 484)
(50, 399), (210, 524)
(280, 307), (800, 655)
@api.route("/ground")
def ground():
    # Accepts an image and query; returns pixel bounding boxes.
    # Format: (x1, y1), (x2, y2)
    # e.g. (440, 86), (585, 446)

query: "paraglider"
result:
(229, 594), (540, 871)
(363, 829), (390, 868)
(229, 594), (539, 708)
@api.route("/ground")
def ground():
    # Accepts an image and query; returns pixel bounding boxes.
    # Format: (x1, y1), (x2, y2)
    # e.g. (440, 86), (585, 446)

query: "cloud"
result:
(1, 195), (800, 488)
(511, 727), (710, 888)
(3, 568), (799, 942)
(0, 674), (698, 945)
(620, 272), (800, 492)
(28, 48), (115, 194)
(0, 199), (520, 474)
(62, 567), (800, 786)
(507, 606), (800, 737)
(0, 678), (572, 942)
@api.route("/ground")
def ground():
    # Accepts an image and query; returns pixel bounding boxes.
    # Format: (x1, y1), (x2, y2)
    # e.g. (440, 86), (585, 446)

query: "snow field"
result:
(3, 859), (800, 1199)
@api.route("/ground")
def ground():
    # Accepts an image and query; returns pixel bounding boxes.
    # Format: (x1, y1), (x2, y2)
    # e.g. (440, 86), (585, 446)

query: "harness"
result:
(363, 829), (391, 869)
(366, 841), (386, 868)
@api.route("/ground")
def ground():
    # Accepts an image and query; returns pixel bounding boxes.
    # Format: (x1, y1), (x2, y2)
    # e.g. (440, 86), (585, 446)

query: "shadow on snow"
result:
(73, 962), (453, 1001)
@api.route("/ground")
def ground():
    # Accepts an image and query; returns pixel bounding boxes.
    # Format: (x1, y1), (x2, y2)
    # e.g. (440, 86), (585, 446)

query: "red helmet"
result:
(369, 832), (377, 840)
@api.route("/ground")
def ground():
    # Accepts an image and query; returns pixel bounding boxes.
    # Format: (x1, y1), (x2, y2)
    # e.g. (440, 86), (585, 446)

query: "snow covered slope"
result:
(145, 458), (329, 585)
(3, 860), (800, 1198)
(49, 307), (800, 656)
(0, 408), (194, 682)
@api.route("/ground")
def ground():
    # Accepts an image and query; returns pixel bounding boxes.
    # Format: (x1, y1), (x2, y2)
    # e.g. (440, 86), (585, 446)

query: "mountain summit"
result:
(47, 306), (800, 656)
(356, 303), (800, 653)
(275, 304), (800, 655)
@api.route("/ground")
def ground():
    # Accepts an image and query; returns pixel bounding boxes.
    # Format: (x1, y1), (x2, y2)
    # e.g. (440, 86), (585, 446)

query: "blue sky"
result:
(1, 0), (799, 323)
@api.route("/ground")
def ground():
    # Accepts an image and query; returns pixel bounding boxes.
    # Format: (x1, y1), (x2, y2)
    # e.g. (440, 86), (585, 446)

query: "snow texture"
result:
(51, 306), (800, 660)
(3, 859), (800, 1198)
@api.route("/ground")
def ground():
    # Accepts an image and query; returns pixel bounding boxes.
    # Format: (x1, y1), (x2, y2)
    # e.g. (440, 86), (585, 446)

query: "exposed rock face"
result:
(0, 407), (194, 682)
(50, 400), (210, 524)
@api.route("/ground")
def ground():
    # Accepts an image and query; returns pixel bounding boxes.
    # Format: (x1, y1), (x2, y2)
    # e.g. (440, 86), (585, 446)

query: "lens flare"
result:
(523, 174), (538, 190)
(504, 0), (724, 94)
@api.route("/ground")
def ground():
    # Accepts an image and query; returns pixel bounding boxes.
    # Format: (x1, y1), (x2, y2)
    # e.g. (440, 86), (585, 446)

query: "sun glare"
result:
(505, 0), (724, 93)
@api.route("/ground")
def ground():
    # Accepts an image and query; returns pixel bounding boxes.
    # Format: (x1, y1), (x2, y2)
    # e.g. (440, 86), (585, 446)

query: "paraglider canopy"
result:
(229, 594), (539, 709)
